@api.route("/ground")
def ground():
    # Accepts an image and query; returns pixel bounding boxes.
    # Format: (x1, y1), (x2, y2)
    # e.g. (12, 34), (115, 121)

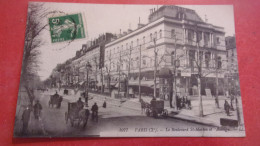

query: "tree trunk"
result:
(216, 72), (220, 108)
(198, 77), (203, 117)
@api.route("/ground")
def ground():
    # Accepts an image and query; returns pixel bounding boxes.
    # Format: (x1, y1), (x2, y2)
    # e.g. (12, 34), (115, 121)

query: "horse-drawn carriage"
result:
(65, 102), (90, 128)
(63, 89), (69, 95)
(141, 99), (168, 118)
(49, 94), (63, 108)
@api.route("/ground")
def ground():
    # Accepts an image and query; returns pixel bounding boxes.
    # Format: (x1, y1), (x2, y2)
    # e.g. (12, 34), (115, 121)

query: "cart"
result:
(145, 100), (168, 118)
(49, 94), (63, 108)
(65, 102), (89, 128)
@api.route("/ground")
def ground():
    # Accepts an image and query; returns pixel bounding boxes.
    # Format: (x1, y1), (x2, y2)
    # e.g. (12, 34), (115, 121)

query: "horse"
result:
(78, 109), (90, 128)
(49, 95), (63, 108)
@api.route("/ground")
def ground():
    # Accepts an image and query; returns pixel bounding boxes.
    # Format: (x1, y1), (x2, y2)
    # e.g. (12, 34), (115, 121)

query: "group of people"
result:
(224, 95), (236, 116)
(21, 100), (43, 134)
(76, 97), (99, 122)
(176, 95), (191, 110)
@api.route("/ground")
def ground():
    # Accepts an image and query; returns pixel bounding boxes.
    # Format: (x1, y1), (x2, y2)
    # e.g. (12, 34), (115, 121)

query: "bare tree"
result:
(105, 50), (113, 94)
(92, 56), (99, 91)
(21, 3), (48, 105)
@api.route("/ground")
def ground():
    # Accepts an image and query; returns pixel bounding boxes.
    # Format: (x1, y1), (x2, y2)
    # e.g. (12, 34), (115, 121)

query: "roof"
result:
(149, 5), (204, 23)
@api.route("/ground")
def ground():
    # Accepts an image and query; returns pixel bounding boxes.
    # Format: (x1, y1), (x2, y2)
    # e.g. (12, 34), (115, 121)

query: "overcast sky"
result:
(34, 2), (235, 80)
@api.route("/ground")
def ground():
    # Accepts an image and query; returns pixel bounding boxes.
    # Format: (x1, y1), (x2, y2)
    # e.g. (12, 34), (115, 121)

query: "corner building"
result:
(104, 5), (227, 97)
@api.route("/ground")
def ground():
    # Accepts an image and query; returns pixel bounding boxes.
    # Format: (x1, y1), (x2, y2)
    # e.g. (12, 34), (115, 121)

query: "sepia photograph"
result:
(13, 2), (245, 137)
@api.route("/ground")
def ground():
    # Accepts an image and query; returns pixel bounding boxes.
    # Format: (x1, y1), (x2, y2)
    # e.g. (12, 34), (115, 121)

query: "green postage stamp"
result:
(49, 13), (85, 43)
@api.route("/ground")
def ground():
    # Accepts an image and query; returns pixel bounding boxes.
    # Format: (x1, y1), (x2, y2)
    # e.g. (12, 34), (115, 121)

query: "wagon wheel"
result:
(163, 109), (168, 118)
(65, 112), (68, 124)
(145, 108), (150, 117)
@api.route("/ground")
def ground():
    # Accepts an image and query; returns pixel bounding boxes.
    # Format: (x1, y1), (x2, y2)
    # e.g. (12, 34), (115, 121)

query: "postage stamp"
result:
(49, 13), (85, 43)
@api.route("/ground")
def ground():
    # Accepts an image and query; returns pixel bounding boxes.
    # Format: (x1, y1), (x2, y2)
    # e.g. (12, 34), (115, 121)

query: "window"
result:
(188, 30), (194, 42)
(217, 56), (222, 69)
(205, 52), (211, 68)
(204, 32), (210, 46)
(150, 33), (153, 42)
(136, 57), (139, 68)
(143, 59), (146, 66)
(197, 31), (202, 42)
(216, 37), (220, 44)
(143, 36), (145, 44)
(137, 39), (139, 46)
(154, 32), (157, 40)
(189, 50), (195, 70)
(159, 30), (162, 38)
(171, 51), (175, 65)
(171, 29), (175, 39)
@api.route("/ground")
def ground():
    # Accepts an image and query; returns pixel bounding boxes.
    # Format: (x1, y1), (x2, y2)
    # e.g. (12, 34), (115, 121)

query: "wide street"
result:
(27, 89), (213, 137)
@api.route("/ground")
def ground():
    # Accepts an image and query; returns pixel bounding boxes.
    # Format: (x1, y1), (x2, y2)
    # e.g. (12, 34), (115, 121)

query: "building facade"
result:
(104, 5), (227, 96)
(225, 36), (240, 95)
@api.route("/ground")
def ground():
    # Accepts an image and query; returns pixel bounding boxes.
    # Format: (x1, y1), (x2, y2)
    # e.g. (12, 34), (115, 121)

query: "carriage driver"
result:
(54, 91), (59, 98)
(77, 98), (84, 111)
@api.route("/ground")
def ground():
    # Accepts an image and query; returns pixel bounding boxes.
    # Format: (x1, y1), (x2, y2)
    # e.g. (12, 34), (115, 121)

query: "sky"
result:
(33, 2), (235, 80)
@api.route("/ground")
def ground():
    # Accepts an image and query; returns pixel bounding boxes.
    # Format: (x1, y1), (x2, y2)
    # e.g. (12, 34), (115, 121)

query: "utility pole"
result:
(153, 38), (157, 98)
(139, 44), (142, 101)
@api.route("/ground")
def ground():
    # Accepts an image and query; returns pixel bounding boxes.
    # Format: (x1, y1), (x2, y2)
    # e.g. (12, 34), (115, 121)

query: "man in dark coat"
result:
(33, 100), (42, 120)
(224, 100), (230, 116)
(176, 95), (181, 110)
(77, 98), (84, 111)
(91, 103), (98, 122)
(22, 106), (31, 134)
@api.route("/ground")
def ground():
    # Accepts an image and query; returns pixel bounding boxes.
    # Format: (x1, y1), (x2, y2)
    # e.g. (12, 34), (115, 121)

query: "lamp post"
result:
(85, 61), (92, 107)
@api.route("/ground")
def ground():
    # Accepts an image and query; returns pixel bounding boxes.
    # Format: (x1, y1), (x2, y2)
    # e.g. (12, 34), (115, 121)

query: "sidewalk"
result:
(53, 88), (244, 127)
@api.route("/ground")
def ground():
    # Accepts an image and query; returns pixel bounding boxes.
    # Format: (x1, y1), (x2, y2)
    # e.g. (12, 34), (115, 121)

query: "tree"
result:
(20, 3), (48, 105)
(187, 28), (226, 117)
(92, 56), (99, 91)
(105, 50), (113, 94)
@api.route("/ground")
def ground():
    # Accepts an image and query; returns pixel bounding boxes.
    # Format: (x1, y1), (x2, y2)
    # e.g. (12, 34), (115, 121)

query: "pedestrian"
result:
(103, 101), (107, 108)
(182, 96), (186, 108)
(176, 95), (181, 110)
(77, 98), (84, 111)
(186, 95), (192, 110)
(224, 100), (230, 116)
(91, 102), (98, 122)
(57, 96), (63, 108)
(33, 100), (42, 120)
(230, 94), (235, 111)
(22, 106), (31, 134)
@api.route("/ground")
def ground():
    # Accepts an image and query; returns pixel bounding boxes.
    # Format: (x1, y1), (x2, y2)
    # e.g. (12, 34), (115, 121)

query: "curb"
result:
(88, 92), (221, 127)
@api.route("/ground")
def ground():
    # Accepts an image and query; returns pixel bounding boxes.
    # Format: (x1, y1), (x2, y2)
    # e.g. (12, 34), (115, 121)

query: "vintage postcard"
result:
(14, 2), (245, 137)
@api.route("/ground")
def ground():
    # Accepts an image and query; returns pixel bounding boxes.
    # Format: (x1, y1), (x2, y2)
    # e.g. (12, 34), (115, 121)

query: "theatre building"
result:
(103, 5), (227, 98)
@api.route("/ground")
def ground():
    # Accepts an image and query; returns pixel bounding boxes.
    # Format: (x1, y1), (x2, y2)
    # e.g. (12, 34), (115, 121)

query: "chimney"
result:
(205, 15), (208, 23)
